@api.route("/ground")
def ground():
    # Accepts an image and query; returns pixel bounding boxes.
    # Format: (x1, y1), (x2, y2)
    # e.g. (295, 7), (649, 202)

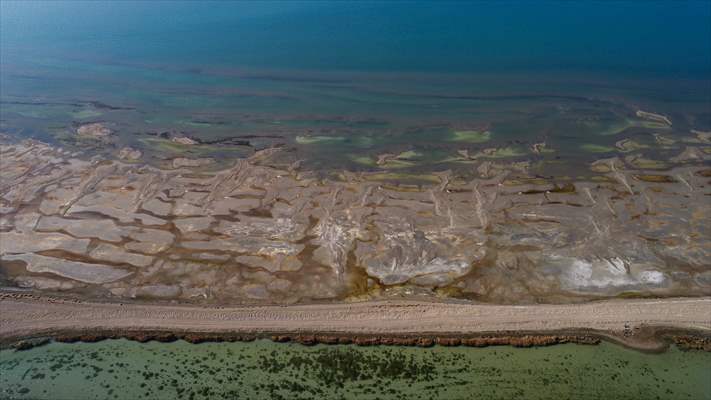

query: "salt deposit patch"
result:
(550, 256), (668, 292)
(638, 270), (666, 285)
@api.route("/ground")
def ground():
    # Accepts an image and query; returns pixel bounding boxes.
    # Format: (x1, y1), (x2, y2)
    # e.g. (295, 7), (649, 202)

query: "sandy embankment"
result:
(1, 293), (710, 350)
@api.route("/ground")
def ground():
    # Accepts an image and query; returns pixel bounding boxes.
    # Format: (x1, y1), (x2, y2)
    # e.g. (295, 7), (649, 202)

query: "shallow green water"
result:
(0, 340), (709, 400)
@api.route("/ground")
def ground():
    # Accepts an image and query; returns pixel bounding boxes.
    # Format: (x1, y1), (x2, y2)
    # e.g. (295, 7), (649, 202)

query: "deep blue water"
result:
(3, 1), (710, 76)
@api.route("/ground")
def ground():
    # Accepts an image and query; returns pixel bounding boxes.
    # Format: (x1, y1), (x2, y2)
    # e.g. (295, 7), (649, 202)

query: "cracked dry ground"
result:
(0, 138), (710, 304)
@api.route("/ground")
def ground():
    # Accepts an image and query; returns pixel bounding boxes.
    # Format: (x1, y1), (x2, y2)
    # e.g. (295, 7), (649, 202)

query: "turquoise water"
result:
(1, 1), (710, 173)
(1, 340), (709, 400)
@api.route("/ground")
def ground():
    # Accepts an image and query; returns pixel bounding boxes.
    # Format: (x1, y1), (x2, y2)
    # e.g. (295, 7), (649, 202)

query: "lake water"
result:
(1, 339), (709, 400)
(1, 4), (710, 398)
(1, 1), (710, 174)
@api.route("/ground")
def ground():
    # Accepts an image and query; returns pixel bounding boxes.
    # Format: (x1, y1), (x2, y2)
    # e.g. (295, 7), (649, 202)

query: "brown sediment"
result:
(671, 335), (711, 351)
(1, 292), (709, 352)
(12, 326), (711, 354)
(2, 138), (711, 306)
(633, 174), (676, 183)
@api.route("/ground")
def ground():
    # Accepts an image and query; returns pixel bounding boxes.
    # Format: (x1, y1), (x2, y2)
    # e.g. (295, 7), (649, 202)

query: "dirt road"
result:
(2, 294), (709, 349)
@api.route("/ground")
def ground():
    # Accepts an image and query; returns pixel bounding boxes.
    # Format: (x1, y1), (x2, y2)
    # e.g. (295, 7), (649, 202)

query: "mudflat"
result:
(1, 293), (709, 350)
(1, 137), (710, 306)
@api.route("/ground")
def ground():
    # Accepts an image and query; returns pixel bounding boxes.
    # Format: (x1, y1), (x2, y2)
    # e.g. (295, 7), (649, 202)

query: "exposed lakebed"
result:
(0, 134), (710, 305)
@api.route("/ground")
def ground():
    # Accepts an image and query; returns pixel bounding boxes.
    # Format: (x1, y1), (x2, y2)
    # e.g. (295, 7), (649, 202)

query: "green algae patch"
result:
(494, 146), (525, 157)
(1, 339), (709, 400)
(581, 144), (616, 153)
(295, 135), (346, 145)
(597, 118), (672, 136)
(71, 109), (103, 119)
(503, 177), (550, 186)
(591, 175), (613, 182)
(381, 151), (422, 169)
(634, 174), (676, 183)
(350, 155), (377, 166)
(364, 172), (440, 184)
(381, 159), (416, 169)
(351, 151), (421, 168)
(449, 130), (491, 143)
(616, 139), (649, 152)
(448, 158), (478, 164)
(351, 151), (424, 169)
(625, 156), (669, 170)
(394, 150), (420, 160)
(595, 120), (633, 136)
(440, 146), (526, 163)
(438, 154), (476, 164)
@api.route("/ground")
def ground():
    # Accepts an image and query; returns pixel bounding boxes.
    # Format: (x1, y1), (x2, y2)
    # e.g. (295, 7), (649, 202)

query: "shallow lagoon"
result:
(1, 339), (709, 400)
(2, 3), (710, 176)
